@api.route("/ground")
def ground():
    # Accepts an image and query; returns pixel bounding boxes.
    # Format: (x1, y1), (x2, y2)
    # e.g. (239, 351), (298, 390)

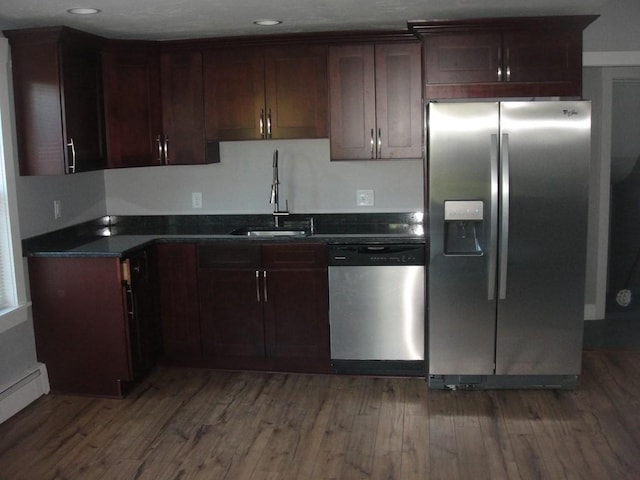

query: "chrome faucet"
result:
(269, 149), (289, 227)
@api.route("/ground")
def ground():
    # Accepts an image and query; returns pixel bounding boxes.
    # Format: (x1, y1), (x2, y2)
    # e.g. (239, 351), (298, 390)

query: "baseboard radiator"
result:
(0, 363), (49, 424)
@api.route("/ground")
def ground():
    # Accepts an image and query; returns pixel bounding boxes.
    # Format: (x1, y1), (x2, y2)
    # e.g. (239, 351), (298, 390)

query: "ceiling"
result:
(0, 0), (609, 41)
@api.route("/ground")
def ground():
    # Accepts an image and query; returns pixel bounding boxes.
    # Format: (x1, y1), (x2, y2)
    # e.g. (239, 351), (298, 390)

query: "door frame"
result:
(583, 63), (640, 320)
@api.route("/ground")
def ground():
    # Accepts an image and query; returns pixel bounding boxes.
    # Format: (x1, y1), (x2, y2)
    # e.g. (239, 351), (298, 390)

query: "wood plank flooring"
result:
(1, 349), (639, 479)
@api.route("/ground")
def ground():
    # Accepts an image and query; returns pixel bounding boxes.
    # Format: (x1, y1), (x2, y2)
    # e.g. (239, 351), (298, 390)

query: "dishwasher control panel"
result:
(328, 244), (425, 266)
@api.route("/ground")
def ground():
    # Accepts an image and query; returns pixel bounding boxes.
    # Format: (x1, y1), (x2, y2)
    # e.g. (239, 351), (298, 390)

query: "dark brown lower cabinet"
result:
(28, 251), (160, 397)
(198, 243), (331, 372)
(199, 267), (265, 358)
(155, 243), (201, 361)
(262, 267), (330, 359)
(29, 242), (330, 395)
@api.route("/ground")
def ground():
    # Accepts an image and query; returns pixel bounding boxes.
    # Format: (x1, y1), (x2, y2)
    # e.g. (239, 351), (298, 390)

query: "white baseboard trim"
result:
(0, 363), (50, 424)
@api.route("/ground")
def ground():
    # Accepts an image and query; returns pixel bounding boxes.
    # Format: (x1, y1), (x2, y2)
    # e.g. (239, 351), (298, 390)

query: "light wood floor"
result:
(1, 349), (639, 479)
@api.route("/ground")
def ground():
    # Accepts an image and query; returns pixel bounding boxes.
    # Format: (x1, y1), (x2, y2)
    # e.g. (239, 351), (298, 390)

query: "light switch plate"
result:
(192, 192), (203, 209)
(357, 189), (374, 207)
(53, 200), (62, 220)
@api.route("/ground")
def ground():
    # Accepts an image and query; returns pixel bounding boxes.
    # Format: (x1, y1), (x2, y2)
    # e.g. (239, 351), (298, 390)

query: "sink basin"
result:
(230, 227), (309, 237)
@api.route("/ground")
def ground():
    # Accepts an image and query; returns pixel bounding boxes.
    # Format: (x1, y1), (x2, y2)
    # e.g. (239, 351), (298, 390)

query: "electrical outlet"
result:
(356, 189), (374, 207)
(53, 200), (62, 220)
(192, 192), (203, 209)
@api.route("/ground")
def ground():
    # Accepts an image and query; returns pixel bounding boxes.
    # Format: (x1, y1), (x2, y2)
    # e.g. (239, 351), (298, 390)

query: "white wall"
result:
(584, 0), (640, 53)
(105, 139), (424, 215)
(16, 171), (106, 238)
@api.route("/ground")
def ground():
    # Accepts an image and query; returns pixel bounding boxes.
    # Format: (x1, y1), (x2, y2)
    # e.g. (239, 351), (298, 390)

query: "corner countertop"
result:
(23, 213), (426, 258)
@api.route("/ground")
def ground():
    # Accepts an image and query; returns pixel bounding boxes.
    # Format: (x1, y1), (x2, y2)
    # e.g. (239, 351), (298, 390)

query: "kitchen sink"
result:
(229, 226), (309, 237)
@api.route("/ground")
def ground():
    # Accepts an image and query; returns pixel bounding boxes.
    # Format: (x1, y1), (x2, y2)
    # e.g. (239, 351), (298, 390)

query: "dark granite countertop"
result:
(23, 213), (425, 257)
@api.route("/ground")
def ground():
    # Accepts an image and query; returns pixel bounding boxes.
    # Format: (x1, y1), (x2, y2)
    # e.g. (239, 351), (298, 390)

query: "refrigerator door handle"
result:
(499, 133), (510, 299)
(488, 133), (499, 300)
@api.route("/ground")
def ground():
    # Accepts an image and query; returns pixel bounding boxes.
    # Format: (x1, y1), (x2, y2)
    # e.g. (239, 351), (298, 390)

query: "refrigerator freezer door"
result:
(428, 102), (499, 375)
(495, 101), (590, 375)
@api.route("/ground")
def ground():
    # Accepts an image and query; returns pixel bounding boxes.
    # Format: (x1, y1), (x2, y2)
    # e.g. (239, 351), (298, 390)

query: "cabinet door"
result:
(156, 243), (201, 359)
(103, 45), (163, 168)
(198, 244), (264, 357)
(424, 32), (502, 84)
(9, 37), (65, 175)
(203, 48), (265, 141)
(28, 257), (131, 397)
(264, 46), (328, 139)
(263, 268), (329, 359)
(262, 244), (329, 359)
(60, 42), (106, 173)
(375, 43), (423, 159)
(160, 51), (206, 164)
(504, 30), (582, 84)
(328, 45), (376, 159)
(199, 269), (265, 357)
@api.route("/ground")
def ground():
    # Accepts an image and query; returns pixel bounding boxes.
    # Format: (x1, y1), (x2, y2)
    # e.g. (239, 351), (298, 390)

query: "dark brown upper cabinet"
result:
(160, 51), (208, 164)
(203, 45), (328, 141)
(409, 15), (598, 100)
(5, 27), (106, 176)
(329, 43), (422, 161)
(103, 44), (210, 168)
(102, 43), (163, 168)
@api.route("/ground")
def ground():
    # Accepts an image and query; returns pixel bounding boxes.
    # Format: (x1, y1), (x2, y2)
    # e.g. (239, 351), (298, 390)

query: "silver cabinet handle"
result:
(267, 108), (272, 138)
(370, 128), (375, 158)
(259, 109), (265, 137)
(488, 133), (499, 300)
(497, 47), (502, 81)
(263, 270), (268, 302)
(499, 133), (510, 300)
(505, 48), (511, 82)
(126, 284), (135, 318)
(163, 136), (169, 165)
(255, 270), (261, 302)
(66, 138), (76, 174)
(156, 134), (163, 164)
(377, 128), (382, 157)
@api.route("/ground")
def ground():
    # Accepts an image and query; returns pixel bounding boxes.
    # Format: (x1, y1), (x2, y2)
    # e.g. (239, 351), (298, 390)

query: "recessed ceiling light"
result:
(66, 8), (101, 15)
(253, 19), (282, 26)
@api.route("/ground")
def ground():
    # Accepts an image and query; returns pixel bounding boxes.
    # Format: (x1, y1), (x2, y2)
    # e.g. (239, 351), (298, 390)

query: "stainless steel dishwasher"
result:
(328, 244), (425, 375)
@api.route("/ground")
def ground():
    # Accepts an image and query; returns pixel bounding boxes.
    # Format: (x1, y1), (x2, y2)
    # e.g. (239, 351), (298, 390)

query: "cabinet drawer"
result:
(198, 244), (261, 268)
(262, 243), (327, 269)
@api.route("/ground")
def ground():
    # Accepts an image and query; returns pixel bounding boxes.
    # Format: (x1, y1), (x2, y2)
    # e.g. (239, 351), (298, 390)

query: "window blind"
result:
(0, 114), (15, 309)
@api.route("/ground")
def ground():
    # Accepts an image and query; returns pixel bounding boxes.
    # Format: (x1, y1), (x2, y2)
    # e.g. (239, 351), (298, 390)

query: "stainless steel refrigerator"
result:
(427, 101), (591, 389)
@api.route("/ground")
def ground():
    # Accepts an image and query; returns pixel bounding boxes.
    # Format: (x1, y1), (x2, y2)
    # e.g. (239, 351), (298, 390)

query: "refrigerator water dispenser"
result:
(443, 200), (484, 255)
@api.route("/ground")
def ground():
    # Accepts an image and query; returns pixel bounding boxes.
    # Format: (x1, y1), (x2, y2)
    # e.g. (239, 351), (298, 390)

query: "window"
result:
(0, 108), (16, 309)
(0, 37), (21, 316)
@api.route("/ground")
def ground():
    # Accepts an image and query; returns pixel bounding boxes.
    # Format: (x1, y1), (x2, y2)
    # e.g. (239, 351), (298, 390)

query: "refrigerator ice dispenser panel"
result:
(444, 200), (484, 255)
